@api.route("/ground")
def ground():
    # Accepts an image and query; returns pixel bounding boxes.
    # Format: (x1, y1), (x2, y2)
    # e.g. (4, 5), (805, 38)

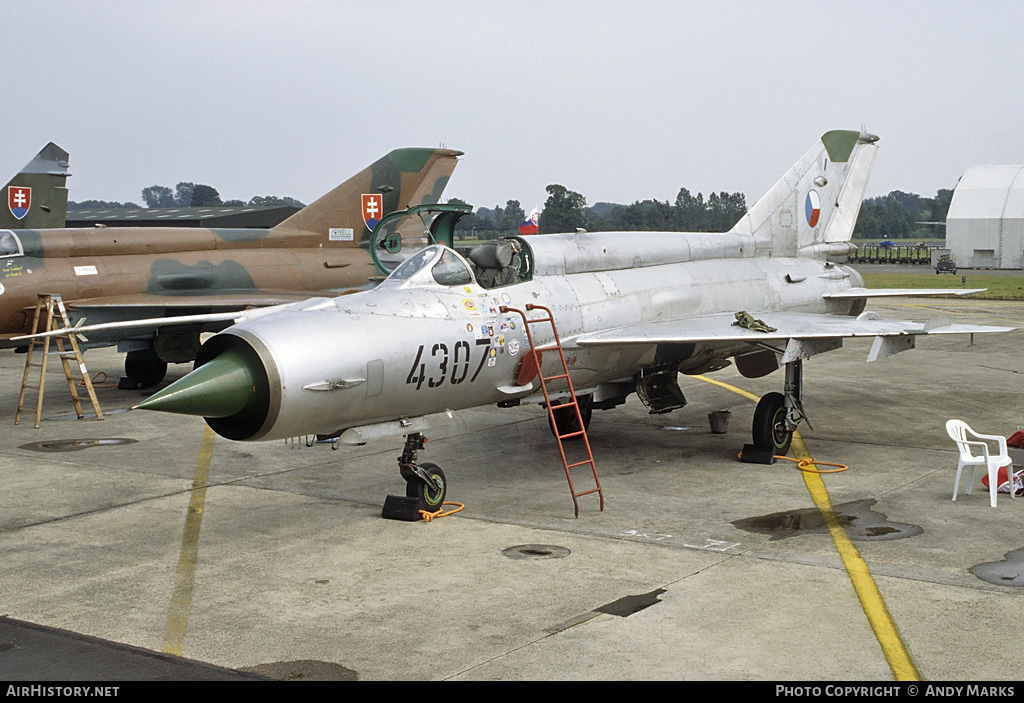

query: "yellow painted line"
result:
(162, 425), (215, 656)
(695, 374), (761, 403)
(694, 375), (921, 681)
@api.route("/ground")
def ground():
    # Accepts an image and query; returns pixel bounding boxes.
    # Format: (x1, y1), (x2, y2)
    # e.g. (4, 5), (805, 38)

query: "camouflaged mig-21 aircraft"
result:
(2, 143), (71, 230)
(29, 130), (1012, 516)
(1, 147), (461, 386)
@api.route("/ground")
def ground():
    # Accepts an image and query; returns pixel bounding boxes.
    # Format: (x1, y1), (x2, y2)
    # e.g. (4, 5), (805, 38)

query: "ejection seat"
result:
(468, 239), (520, 289)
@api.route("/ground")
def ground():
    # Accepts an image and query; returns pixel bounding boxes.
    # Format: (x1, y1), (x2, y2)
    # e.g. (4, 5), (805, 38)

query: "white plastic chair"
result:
(946, 419), (1013, 507)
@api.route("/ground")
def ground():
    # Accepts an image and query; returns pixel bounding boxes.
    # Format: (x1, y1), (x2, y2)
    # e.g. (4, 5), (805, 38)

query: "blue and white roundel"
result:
(805, 190), (821, 227)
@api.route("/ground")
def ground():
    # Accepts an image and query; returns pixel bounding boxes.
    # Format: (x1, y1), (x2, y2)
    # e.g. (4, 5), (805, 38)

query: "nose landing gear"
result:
(382, 432), (448, 521)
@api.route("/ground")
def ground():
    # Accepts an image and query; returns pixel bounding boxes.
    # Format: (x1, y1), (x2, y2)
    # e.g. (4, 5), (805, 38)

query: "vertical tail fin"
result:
(730, 130), (878, 258)
(271, 147), (462, 244)
(2, 143), (71, 229)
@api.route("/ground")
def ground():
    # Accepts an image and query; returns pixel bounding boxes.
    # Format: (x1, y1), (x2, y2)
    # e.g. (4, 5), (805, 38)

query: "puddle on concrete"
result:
(19, 438), (138, 453)
(502, 544), (571, 560)
(970, 547), (1024, 587)
(732, 499), (923, 542)
(239, 660), (358, 681)
(596, 589), (666, 617)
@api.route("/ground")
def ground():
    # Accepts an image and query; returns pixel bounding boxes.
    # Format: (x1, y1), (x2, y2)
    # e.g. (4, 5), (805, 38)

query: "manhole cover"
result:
(502, 544), (570, 560)
(19, 438), (138, 453)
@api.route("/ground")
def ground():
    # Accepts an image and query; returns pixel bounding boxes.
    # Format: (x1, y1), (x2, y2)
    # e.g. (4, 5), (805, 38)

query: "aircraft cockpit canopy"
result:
(431, 247), (474, 286)
(368, 203), (471, 276)
(366, 203), (534, 288)
(0, 230), (24, 258)
(383, 245), (474, 288)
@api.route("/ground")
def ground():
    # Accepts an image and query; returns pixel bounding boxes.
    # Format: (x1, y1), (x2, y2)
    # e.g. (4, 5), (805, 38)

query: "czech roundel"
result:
(805, 190), (821, 227)
(8, 186), (30, 220)
(362, 193), (383, 231)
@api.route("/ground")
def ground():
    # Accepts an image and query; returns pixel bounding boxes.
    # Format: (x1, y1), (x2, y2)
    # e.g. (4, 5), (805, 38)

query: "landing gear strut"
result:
(124, 349), (168, 388)
(751, 359), (809, 456)
(398, 433), (446, 510)
(547, 393), (592, 439)
(383, 432), (447, 520)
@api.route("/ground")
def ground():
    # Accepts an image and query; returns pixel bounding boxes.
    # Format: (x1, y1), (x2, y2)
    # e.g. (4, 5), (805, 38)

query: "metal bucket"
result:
(708, 410), (731, 434)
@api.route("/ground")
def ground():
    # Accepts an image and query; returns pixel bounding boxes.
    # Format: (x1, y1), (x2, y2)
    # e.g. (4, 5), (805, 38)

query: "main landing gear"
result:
(547, 393), (592, 438)
(124, 349), (168, 388)
(382, 432), (447, 520)
(750, 359), (809, 456)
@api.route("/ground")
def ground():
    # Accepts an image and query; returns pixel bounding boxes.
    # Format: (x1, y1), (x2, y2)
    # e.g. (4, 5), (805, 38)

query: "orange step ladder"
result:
(501, 303), (603, 517)
(16, 294), (103, 428)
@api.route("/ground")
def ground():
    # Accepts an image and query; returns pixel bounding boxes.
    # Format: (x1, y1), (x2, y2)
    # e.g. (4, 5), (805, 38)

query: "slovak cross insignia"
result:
(8, 186), (30, 220)
(362, 193), (383, 231)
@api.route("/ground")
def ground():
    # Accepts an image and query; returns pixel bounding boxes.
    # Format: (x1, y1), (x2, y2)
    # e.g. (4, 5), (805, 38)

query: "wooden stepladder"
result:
(16, 294), (103, 428)
(500, 303), (603, 517)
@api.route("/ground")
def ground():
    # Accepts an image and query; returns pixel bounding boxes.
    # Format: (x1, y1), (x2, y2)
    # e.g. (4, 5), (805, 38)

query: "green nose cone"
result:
(135, 350), (258, 418)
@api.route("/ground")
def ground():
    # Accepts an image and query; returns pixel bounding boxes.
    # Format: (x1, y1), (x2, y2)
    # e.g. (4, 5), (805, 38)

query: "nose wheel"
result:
(383, 432), (448, 520)
(406, 461), (447, 511)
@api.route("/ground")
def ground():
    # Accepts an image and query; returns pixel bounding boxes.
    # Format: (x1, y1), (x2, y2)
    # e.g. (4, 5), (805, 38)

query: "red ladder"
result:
(500, 303), (603, 517)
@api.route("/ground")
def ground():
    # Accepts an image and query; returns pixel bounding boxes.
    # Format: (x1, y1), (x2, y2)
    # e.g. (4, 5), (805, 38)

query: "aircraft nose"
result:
(135, 349), (259, 418)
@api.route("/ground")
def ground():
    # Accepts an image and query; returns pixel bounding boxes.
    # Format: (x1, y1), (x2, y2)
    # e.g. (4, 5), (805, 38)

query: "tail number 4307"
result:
(406, 339), (491, 391)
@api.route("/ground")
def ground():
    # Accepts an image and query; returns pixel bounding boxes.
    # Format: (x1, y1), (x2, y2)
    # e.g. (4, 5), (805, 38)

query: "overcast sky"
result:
(3, 1), (1022, 212)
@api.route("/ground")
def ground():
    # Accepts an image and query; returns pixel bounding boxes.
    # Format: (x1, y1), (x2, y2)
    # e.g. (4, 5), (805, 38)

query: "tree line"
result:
(852, 189), (952, 240)
(67, 176), (953, 243)
(452, 184), (748, 240)
(454, 184), (953, 241)
(68, 181), (305, 210)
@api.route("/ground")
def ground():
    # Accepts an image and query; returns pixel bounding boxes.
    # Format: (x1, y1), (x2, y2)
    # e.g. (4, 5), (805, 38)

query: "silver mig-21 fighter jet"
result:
(28, 130), (1012, 515)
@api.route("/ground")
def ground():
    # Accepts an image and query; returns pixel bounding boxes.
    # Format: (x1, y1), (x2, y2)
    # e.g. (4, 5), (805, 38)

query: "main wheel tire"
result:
(405, 462), (447, 511)
(124, 350), (168, 388)
(548, 394), (592, 439)
(752, 391), (793, 455)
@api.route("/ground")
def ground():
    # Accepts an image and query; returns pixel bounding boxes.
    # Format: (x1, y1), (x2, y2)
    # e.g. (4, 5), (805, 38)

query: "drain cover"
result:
(502, 544), (571, 560)
(19, 438), (138, 453)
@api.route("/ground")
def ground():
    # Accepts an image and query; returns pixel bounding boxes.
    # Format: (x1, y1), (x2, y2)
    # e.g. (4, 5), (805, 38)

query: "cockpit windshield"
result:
(431, 248), (473, 286)
(385, 246), (436, 282)
(383, 245), (474, 288)
(0, 230), (24, 258)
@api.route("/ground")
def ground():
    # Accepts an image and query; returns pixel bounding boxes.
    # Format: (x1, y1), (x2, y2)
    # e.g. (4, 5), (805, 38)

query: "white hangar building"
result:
(946, 165), (1024, 269)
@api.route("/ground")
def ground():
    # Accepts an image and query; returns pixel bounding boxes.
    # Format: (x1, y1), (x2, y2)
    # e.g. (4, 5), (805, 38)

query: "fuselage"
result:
(188, 232), (865, 442)
(0, 226), (377, 344)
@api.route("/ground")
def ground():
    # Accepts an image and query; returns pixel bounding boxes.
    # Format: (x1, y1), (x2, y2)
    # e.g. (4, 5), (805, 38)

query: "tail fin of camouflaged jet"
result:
(271, 147), (462, 244)
(730, 130), (878, 259)
(1, 143), (71, 229)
